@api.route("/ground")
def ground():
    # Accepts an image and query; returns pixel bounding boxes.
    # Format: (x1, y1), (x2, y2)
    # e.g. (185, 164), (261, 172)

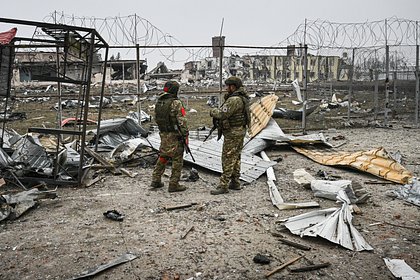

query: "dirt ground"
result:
(0, 127), (419, 280)
(1, 84), (420, 279)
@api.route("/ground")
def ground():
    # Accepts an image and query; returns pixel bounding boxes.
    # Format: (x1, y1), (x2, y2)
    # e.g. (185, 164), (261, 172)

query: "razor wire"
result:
(38, 13), (419, 69)
(41, 11), (211, 64)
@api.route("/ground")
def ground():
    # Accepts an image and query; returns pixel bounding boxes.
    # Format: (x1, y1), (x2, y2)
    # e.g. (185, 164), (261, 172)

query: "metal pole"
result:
(374, 63), (379, 120)
(393, 51), (397, 108)
(122, 61), (125, 93)
(136, 44), (142, 125)
(302, 19), (308, 134)
(384, 18), (390, 126)
(56, 46), (62, 130)
(302, 44), (308, 134)
(219, 44), (223, 106)
(415, 21), (419, 127)
(78, 32), (95, 185)
(94, 47), (109, 152)
(348, 48), (355, 121)
(1, 45), (14, 149)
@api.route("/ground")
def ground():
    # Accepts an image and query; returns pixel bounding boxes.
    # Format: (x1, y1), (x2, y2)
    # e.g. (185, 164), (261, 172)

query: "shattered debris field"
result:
(1, 86), (420, 279)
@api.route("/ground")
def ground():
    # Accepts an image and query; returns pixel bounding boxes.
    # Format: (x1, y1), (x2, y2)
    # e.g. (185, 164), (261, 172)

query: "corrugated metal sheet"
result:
(293, 146), (413, 184)
(282, 190), (373, 251)
(147, 133), (276, 183)
(244, 118), (331, 154)
(249, 94), (279, 137)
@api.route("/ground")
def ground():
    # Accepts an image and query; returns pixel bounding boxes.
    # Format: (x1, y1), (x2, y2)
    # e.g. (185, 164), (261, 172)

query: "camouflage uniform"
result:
(210, 84), (250, 193)
(151, 82), (189, 192)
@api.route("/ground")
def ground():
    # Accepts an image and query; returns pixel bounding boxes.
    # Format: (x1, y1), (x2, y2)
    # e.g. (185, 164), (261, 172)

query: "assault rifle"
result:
(204, 98), (227, 142)
(176, 123), (196, 162)
(203, 118), (221, 142)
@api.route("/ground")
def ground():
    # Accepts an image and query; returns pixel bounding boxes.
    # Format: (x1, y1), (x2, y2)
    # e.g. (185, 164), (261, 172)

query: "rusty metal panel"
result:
(292, 146), (413, 184)
(249, 94), (279, 138)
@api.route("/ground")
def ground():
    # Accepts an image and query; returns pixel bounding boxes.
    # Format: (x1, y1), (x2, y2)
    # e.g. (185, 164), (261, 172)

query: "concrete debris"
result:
(386, 178), (420, 207)
(293, 168), (315, 189)
(281, 190), (373, 251)
(383, 258), (420, 280)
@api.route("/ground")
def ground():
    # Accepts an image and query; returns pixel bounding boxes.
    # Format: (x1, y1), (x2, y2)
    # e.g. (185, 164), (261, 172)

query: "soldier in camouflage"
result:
(150, 81), (189, 192)
(210, 76), (251, 195)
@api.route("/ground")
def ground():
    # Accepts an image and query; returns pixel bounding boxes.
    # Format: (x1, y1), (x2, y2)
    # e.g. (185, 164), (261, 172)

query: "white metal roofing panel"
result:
(147, 133), (276, 183)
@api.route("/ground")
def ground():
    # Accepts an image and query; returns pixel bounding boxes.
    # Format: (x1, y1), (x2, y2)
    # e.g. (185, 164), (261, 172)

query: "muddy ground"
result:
(1, 85), (420, 279)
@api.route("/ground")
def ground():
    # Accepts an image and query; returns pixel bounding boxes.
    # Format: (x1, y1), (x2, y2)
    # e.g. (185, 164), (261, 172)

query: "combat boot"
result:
(229, 181), (241, 190)
(210, 187), (229, 195)
(168, 182), (187, 193)
(150, 181), (164, 189)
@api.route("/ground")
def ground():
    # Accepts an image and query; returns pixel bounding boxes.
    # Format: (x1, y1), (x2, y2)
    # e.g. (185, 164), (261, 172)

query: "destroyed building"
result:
(182, 45), (349, 84)
(12, 51), (147, 85)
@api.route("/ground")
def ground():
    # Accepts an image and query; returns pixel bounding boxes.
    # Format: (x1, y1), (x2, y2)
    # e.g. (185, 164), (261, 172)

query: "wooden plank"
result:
(265, 255), (304, 277)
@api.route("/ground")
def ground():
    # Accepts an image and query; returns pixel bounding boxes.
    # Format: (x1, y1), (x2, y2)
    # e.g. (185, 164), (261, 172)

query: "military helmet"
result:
(224, 76), (243, 88)
(163, 81), (180, 94)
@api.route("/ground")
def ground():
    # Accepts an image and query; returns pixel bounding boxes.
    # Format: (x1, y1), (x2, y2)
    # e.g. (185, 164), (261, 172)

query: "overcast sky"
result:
(1, 0), (419, 67)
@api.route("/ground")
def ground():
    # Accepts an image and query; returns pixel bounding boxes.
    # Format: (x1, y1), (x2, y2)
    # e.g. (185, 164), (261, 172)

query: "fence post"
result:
(385, 45), (390, 126)
(415, 21), (419, 127)
(348, 48), (355, 121)
(416, 44), (419, 127)
(302, 44), (308, 134)
(136, 44), (142, 125)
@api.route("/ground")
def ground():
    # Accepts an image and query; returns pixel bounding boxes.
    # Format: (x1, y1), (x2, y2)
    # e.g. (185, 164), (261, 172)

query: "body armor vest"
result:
(226, 93), (250, 128)
(155, 95), (177, 132)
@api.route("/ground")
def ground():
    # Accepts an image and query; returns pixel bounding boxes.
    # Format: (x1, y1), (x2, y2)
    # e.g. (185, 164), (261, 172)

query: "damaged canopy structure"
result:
(0, 18), (109, 186)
